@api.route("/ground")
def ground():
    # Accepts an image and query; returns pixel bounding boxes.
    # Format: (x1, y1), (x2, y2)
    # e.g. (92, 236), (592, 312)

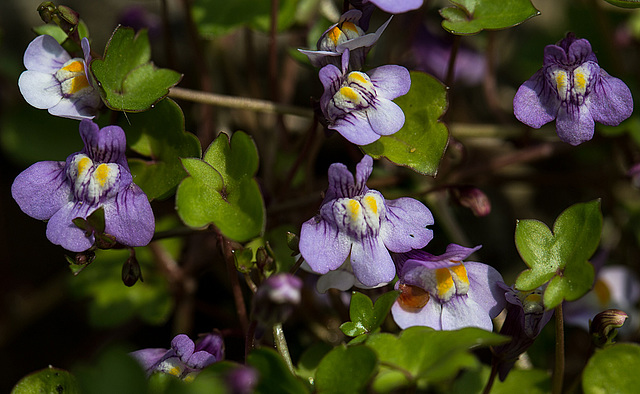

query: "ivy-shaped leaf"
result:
(603, 0), (640, 8)
(176, 131), (265, 242)
(366, 327), (508, 392)
(124, 98), (201, 200)
(440, 0), (540, 35)
(582, 343), (640, 394)
(247, 348), (309, 394)
(515, 199), (602, 309)
(12, 366), (79, 394)
(362, 71), (449, 176)
(90, 26), (182, 112)
(340, 291), (400, 337)
(315, 345), (378, 393)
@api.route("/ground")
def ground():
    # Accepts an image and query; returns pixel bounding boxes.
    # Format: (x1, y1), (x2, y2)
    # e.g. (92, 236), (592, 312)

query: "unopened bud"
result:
(251, 273), (302, 333)
(122, 253), (143, 287)
(450, 185), (491, 217)
(256, 246), (274, 273)
(95, 233), (117, 250)
(590, 309), (628, 348)
(286, 232), (300, 255)
(37, 2), (56, 23)
(233, 247), (254, 274)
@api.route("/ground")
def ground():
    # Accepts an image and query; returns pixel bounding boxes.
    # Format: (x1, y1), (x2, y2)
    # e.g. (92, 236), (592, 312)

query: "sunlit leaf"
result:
(12, 366), (79, 394)
(440, 0), (540, 35)
(582, 343), (640, 394)
(340, 291), (400, 337)
(315, 345), (377, 393)
(603, 0), (640, 8)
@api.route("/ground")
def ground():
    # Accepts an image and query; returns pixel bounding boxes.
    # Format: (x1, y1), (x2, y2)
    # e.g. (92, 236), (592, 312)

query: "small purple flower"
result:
(391, 244), (506, 331)
(320, 50), (410, 145)
(11, 119), (155, 252)
(351, 0), (423, 15)
(299, 155), (434, 288)
(18, 35), (102, 120)
(492, 283), (554, 381)
(130, 332), (224, 381)
(299, 10), (391, 70)
(513, 33), (633, 146)
(251, 273), (303, 329)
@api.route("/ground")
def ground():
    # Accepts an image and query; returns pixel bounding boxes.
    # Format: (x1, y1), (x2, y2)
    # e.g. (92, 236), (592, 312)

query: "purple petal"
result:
(316, 269), (357, 292)
(367, 98), (406, 136)
(400, 244), (481, 274)
(48, 95), (99, 120)
(195, 332), (225, 361)
(556, 102), (594, 145)
(298, 49), (341, 68)
(80, 120), (129, 168)
(171, 334), (195, 362)
(441, 296), (494, 331)
(331, 113), (381, 145)
(325, 163), (356, 201)
(543, 45), (568, 66)
(319, 64), (342, 118)
(350, 236), (395, 287)
(354, 155), (373, 192)
(465, 262), (506, 318)
(23, 35), (70, 73)
(130, 348), (172, 373)
(103, 184), (155, 247)
(11, 161), (70, 220)
(18, 71), (62, 109)
(46, 201), (96, 252)
(368, 65), (411, 100)
(513, 69), (559, 128)
(185, 351), (217, 369)
(380, 197), (433, 253)
(299, 217), (351, 274)
(369, 0), (423, 13)
(391, 296), (442, 329)
(565, 38), (596, 64)
(587, 71), (633, 127)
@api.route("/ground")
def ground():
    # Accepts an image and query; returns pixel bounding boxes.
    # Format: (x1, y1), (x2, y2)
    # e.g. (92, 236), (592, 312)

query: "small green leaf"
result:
(340, 291), (400, 337)
(74, 347), (148, 394)
(582, 343), (640, 394)
(515, 200), (602, 309)
(296, 342), (333, 388)
(366, 326), (508, 391)
(315, 345), (377, 393)
(124, 98), (202, 200)
(176, 131), (265, 242)
(362, 71), (449, 176)
(453, 366), (551, 394)
(440, 0), (540, 35)
(91, 26), (182, 112)
(12, 366), (79, 394)
(247, 348), (309, 394)
(603, 0), (640, 8)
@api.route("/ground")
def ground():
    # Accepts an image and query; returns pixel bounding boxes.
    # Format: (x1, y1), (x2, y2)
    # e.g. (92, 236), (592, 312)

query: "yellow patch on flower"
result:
(554, 70), (568, 98)
(69, 75), (90, 94)
(62, 60), (84, 73)
(435, 267), (455, 300)
(77, 156), (92, 176)
(327, 26), (343, 46)
(339, 86), (360, 103)
(346, 199), (362, 222)
(341, 21), (359, 34)
(95, 163), (111, 187)
(362, 195), (378, 216)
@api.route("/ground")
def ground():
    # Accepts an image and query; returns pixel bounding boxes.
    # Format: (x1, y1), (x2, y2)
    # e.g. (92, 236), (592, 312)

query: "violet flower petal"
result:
(103, 184), (155, 247)
(367, 99), (406, 136)
(299, 217), (351, 274)
(368, 0), (423, 13)
(324, 162), (357, 202)
(130, 348), (173, 374)
(79, 120), (128, 169)
(465, 262), (507, 317)
(368, 65), (411, 100)
(18, 71), (62, 109)
(331, 114), (382, 145)
(513, 70), (559, 129)
(11, 161), (70, 220)
(354, 154), (373, 191)
(440, 296), (494, 331)
(350, 236), (394, 287)
(23, 35), (70, 73)
(556, 103), (594, 146)
(380, 197), (434, 253)
(391, 295), (442, 329)
(48, 95), (100, 120)
(46, 202), (96, 252)
(588, 71), (634, 126)
(185, 351), (217, 369)
(171, 334), (195, 362)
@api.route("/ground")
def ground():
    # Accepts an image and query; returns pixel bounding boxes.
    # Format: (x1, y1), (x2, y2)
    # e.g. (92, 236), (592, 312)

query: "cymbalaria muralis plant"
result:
(5, 1), (640, 394)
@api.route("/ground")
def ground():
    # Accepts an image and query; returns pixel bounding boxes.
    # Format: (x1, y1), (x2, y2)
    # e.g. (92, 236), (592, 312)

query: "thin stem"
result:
(289, 256), (305, 275)
(273, 323), (295, 374)
(245, 320), (257, 362)
(219, 234), (250, 334)
(552, 304), (565, 394)
(445, 35), (461, 88)
(269, 0), (280, 103)
(160, 0), (177, 69)
(283, 116), (319, 193)
(169, 87), (314, 118)
(482, 360), (499, 394)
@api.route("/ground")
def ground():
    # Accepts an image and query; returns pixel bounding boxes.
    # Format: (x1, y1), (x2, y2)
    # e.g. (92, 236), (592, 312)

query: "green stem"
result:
(552, 304), (565, 394)
(482, 360), (499, 394)
(273, 323), (295, 374)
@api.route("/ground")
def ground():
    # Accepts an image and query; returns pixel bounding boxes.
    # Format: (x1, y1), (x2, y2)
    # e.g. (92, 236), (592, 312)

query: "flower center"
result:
(548, 64), (596, 106)
(319, 21), (365, 52)
(331, 71), (377, 113)
(332, 191), (384, 239)
(156, 357), (186, 379)
(67, 154), (120, 205)
(55, 59), (92, 98)
(398, 283), (430, 310)
(415, 262), (470, 303)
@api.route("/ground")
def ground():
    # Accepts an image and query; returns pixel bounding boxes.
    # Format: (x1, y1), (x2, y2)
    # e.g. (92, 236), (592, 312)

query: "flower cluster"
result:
(18, 35), (102, 120)
(513, 33), (633, 146)
(11, 119), (155, 252)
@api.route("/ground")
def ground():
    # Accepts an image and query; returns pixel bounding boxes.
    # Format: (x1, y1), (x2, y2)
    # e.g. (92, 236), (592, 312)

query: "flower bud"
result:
(233, 247), (254, 274)
(255, 246), (273, 273)
(450, 185), (491, 217)
(590, 309), (628, 348)
(122, 253), (143, 287)
(286, 232), (300, 255)
(251, 273), (302, 332)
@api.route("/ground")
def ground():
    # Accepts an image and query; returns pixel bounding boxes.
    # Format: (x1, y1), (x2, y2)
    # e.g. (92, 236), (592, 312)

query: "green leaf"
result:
(192, 0), (298, 37)
(296, 342), (333, 388)
(582, 343), (640, 394)
(366, 326), (508, 391)
(124, 98), (202, 200)
(362, 71), (449, 176)
(440, 0), (540, 35)
(12, 366), (79, 394)
(315, 345), (377, 393)
(74, 347), (148, 394)
(247, 348), (309, 394)
(453, 366), (551, 394)
(515, 200), (602, 309)
(603, 0), (640, 8)
(176, 131), (265, 242)
(91, 26), (182, 112)
(33, 20), (90, 52)
(340, 291), (400, 337)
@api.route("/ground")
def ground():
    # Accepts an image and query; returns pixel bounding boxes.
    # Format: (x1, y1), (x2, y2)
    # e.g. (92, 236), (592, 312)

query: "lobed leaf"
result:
(315, 345), (377, 393)
(440, 0), (540, 35)
(12, 367), (79, 394)
(247, 348), (309, 394)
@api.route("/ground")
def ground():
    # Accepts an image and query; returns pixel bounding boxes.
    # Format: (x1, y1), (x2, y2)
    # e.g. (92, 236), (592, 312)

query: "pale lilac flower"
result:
(492, 283), (554, 381)
(320, 50), (410, 145)
(130, 332), (224, 381)
(251, 273), (302, 329)
(351, 0), (423, 15)
(299, 10), (391, 70)
(391, 244), (506, 331)
(299, 155), (434, 288)
(11, 119), (155, 252)
(513, 33), (633, 146)
(18, 35), (101, 120)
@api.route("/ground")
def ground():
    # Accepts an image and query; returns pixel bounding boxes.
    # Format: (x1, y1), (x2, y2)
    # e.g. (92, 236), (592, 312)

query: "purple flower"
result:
(11, 119), (155, 252)
(513, 33), (633, 146)
(351, 0), (423, 15)
(492, 283), (553, 381)
(18, 35), (102, 120)
(391, 244), (506, 331)
(251, 273), (303, 329)
(319, 50), (410, 145)
(299, 10), (391, 70)
(130, 332), (224, 381)
(299, 155), (434, 288)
